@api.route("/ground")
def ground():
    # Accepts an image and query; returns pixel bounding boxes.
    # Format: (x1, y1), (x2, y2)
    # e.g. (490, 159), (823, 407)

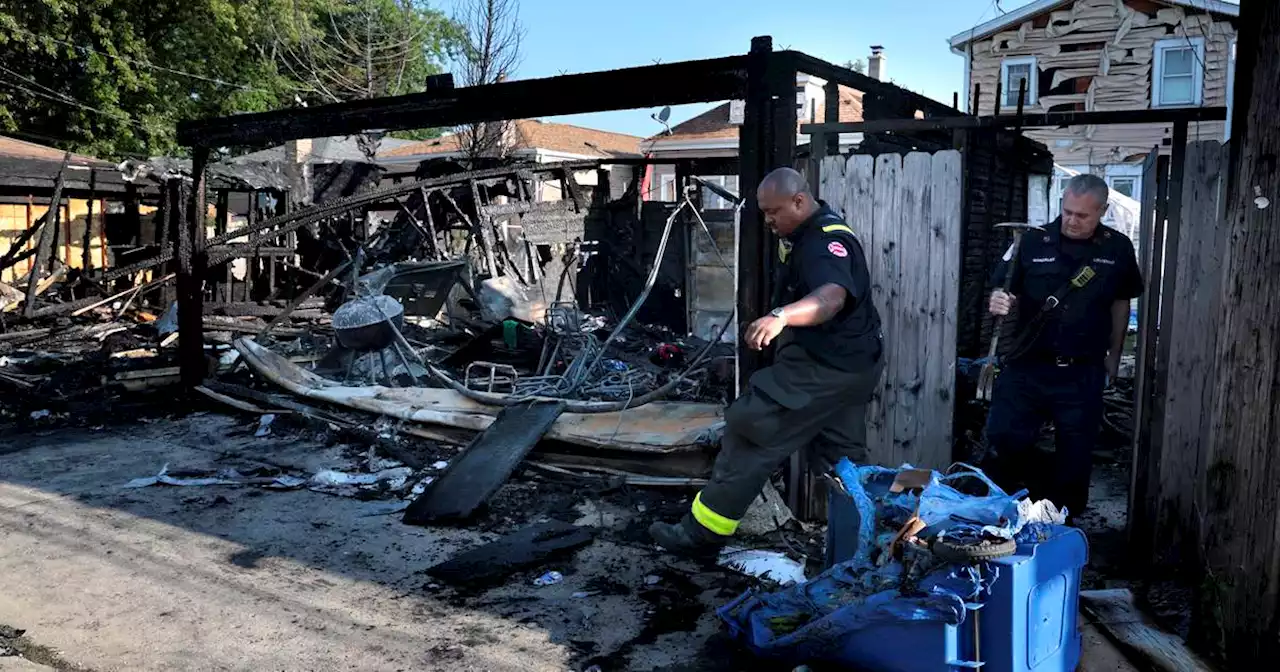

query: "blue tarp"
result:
(717, 460), (1022, 662)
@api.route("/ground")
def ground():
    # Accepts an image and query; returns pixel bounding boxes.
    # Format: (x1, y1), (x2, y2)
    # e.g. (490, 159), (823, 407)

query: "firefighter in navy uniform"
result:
(650, 167), (884, 556)
(985, 174), (1143, 518)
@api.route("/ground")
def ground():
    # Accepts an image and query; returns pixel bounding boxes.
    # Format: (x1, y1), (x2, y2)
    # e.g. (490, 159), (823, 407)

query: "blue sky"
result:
(487, 0), (1020, 138)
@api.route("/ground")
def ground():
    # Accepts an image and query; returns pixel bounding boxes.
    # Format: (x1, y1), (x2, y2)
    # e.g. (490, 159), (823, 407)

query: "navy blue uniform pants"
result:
(983, 360), (1106, 516)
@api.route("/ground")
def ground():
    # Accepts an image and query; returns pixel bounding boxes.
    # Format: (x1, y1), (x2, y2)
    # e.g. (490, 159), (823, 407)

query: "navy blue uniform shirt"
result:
(776, 202), (882, 371)
(994, 216), (1143, 360)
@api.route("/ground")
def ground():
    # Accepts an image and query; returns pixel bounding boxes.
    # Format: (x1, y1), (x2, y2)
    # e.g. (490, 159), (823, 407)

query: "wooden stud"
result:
(178, 146), (210, 388)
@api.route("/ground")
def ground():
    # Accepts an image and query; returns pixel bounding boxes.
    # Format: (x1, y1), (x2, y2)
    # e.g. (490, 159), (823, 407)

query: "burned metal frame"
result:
(177, 37), (950, 388)
(174, 37), (971, 519)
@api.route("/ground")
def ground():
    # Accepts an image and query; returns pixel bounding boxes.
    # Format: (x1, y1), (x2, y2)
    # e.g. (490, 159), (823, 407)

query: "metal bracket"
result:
(464, 361), (520, 393)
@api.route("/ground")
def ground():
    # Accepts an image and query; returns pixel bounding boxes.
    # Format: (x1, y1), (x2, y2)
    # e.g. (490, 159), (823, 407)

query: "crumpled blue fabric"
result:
(717, 550), (1001, 661)
(719, 459), (1035, 662)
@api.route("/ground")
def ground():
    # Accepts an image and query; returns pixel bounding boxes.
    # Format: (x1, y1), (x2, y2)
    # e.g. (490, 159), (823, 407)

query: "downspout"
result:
(963, 42), (973, 113)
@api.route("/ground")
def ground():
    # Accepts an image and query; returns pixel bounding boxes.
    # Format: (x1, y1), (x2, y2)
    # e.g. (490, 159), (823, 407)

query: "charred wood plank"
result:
(402, 401), (566, 526)
(258, 259), (351, 339)
(22, 153), (71, 318)
(425, 521), (595, 588)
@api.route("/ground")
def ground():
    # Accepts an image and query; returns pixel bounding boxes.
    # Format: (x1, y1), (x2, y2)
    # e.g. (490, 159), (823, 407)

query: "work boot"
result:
(648, 514), (726, 559)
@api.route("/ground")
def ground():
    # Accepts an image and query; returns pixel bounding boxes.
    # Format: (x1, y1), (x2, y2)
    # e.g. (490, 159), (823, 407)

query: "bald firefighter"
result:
(649, 167), (885, 556)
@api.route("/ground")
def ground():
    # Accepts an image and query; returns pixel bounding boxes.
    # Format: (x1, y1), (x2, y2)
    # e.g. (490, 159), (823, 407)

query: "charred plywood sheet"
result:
(234, 338), (723, 454)
(485, 200), (586, 245)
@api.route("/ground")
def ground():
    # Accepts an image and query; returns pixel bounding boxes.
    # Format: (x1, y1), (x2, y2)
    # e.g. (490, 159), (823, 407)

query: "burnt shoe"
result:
(649, 514), (726, 559)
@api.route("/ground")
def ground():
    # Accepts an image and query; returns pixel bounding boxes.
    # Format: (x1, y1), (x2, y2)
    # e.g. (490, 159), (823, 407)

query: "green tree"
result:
(0, 0), (459, 159)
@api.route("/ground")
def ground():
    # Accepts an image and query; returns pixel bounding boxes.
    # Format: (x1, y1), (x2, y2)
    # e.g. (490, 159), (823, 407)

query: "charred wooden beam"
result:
(179, 56), (750, 147)
(23, 153), (71, 318)
(786, 51), (961, 120)
(178, 146), (210, 388)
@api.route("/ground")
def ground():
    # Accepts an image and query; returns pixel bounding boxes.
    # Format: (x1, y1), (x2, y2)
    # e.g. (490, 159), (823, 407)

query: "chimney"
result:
(869, 45), (886, 81)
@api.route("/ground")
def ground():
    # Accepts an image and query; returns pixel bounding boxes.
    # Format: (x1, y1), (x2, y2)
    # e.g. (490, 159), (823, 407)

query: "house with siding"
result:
(949, 0), (1238, 215)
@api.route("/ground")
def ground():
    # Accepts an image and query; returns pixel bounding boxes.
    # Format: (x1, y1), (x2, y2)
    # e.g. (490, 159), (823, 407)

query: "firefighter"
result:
(985, 173), (1143, 517)
(649, 167), (884, 556)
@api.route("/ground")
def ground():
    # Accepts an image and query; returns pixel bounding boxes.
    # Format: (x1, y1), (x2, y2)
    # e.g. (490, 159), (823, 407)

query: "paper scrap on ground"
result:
(717, 548), (807, 586)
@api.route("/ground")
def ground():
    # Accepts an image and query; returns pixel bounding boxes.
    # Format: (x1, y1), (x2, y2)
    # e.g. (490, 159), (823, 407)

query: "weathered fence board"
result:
(819, 150), (962, 469)
(870, 154), (902, 464)
(926, 152), (963, 460)
(1152, 140), (1230, 564)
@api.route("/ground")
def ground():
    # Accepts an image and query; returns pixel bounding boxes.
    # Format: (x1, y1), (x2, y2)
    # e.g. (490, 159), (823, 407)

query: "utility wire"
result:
(6, 24), (261, 92)
(0, 74), (151, 130)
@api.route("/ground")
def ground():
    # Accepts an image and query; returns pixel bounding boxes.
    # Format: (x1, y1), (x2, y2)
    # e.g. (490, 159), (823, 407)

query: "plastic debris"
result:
(156, 302), (179, 335)
(643, 575), (661, 586)
(267, 475), (308, 489)
(602, 359), (628, 372)
(254, 414), (276, 437)
(533, 571), (564, 587)
(431, 461), (449, 470)
(572, 591), (593, 599)
(406, 476), (435, 499)
(29, 409), (51, 420)
(122, 464), (302, 489)
(717, 548), (807, 586)
(1019, 498), (1067, 526)
(309, 467), (414, 490)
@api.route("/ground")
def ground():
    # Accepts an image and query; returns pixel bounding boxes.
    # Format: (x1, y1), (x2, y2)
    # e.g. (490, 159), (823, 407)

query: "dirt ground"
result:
(1, 406), (1147, 672)
(0, 412), (790, 672)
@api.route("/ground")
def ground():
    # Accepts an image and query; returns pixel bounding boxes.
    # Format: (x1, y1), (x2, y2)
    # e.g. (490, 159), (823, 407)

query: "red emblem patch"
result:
(827, 241), (848, 258)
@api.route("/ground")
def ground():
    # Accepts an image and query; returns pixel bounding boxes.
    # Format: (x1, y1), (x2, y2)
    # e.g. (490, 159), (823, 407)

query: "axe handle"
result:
(986, 230), (1027, 361)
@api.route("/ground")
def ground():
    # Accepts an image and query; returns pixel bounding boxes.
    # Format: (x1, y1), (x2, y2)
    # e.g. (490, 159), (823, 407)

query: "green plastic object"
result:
(503, 319), (518, 348)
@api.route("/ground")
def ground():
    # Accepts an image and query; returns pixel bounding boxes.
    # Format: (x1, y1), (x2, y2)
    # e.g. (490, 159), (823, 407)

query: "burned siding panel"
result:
(968, 0), (1236, 164)
(687, 210), (736, 343)
(956, 131), (1049, 359)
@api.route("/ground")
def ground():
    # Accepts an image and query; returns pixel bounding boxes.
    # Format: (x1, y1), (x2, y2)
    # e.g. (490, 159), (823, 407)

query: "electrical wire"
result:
(6, 25), (260, 92)
(0, 74), (151, 130)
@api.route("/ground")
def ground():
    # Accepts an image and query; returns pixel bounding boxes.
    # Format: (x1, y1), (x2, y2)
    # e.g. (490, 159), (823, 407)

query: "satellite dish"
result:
(658, 106), (671, 123)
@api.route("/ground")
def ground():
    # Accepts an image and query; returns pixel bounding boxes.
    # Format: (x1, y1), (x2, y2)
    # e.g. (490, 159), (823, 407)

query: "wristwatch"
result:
(770, 307), (786, 320)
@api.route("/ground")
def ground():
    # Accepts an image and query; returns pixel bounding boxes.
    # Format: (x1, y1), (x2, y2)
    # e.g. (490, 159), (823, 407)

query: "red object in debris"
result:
(651, 343), (683, 366)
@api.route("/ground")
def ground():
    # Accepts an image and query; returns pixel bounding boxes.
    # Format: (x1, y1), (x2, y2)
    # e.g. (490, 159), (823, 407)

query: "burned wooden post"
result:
(82, 169), (96, 272)
(737, 36), (796, 395)
(23, 152), (71, 318)
(178, 146), (210, 388)
(1199, 0), (1280, 663)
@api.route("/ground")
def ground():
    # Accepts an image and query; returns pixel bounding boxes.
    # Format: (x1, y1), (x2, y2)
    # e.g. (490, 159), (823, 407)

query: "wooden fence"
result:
(819, 150), (962, 469)
(1132, 140), (1232, 565)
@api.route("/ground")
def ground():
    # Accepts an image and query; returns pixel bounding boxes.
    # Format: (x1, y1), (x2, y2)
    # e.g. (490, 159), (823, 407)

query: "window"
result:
(1153, 37), (1205, 107)
(1225, 38), (1237, 140)
(698, 175), (740, 210)
(657, 174), (676, 202)
(1000, 56), (1038, 108)
(1108, 177), (1138, 200)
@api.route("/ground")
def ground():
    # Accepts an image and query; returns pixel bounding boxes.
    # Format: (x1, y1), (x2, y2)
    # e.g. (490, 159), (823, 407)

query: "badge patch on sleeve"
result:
(827, 241), (848, 258)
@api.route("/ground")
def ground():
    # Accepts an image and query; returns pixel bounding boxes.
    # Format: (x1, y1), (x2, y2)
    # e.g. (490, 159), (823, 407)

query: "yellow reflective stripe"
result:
(821, 223), (855, 236)
(691, 492), (739, 536)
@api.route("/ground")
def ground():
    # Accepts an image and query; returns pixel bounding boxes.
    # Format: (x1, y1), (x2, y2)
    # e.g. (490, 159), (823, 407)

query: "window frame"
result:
(1152, 36), (1206, 108)
(1000, 56), (1039, 108)
(1225, 38), (1237, 140)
